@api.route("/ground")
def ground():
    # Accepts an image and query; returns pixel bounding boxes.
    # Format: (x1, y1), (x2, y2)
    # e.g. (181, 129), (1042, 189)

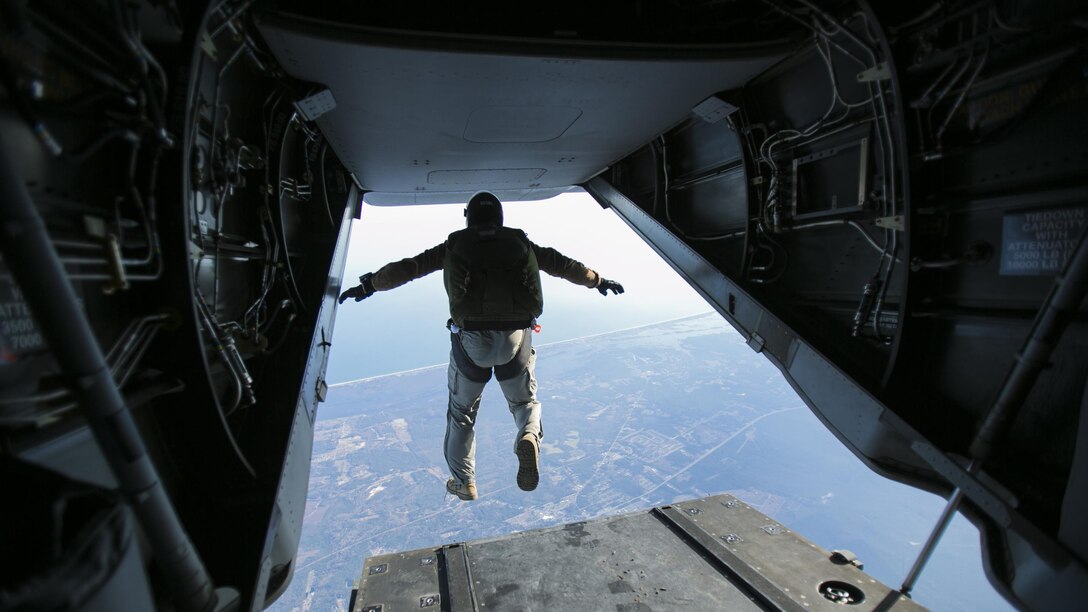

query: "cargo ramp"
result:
(349, 494), (925, 611)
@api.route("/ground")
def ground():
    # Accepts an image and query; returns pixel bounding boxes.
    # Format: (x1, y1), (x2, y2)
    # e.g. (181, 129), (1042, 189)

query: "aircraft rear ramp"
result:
(350, 493), (925, 611)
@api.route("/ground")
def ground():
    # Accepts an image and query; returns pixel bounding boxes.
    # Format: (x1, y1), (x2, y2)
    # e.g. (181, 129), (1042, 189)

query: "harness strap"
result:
(495, 332), (532, 381)
(450, 333), (492, 384)
(461, 319), (533, 331)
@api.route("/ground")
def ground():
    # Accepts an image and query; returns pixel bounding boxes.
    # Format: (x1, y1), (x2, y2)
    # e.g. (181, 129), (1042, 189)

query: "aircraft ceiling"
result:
(256, 16), (788, 205)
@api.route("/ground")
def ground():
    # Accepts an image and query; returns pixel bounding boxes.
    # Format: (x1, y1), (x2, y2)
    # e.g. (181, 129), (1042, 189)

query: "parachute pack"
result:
(443, 227), (543, 330)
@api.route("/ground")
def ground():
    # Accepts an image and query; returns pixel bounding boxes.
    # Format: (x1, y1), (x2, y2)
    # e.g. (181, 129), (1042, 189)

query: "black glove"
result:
(597, 278), (624, 296)
(338, 273), (376, 304)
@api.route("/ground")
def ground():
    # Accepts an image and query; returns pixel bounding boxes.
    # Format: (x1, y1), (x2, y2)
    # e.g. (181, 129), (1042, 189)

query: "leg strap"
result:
(495, 331), (532, 382)
(450, 333), (492, 383)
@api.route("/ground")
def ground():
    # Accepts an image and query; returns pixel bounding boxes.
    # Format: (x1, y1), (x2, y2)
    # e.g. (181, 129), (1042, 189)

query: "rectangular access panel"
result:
(350, 493), (925, 611)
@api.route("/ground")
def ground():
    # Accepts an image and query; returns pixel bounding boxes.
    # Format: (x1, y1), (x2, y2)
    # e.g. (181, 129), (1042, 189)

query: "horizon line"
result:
(328, 310), (719, 388)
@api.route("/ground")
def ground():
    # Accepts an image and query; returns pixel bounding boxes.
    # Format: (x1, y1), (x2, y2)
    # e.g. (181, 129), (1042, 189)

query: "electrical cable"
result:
(795, 3), (897, 220)
(111, 0), (168, 144)
(23, 7), (136, 96)
(319, 142), (336, 226)
(815, 36), (871, 108)
(207, 42), (247, 197)
(756, 0), (869, 68)
(272, 114), (309, 313)
(750, 225), (790, 283)
(660, 135), (674, 226)
(64, 127), (139, 163)
(262, 310), (298, 354)
(784, 219), (898, 260)
(650, 139), (661, 218)
(757, 18), (871, 173)
(241, 90), (285, 330)
(744, 1), (903, 313)
(142, 147), (164, 279)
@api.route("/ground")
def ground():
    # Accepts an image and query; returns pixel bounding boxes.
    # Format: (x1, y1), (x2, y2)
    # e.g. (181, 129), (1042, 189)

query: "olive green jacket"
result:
(370, 236), (601, 292)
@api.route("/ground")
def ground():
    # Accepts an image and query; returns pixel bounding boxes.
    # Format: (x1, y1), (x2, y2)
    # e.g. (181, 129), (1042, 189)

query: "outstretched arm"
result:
(531, 242), (623, 296)
(338, 243), (447, 304)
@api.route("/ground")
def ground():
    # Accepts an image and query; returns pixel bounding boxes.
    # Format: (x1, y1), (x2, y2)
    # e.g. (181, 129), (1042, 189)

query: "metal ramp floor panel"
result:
(351, 493), (926, 611)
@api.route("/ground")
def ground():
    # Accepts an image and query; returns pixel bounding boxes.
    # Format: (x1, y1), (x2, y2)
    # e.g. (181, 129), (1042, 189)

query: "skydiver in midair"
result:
(339, 192), (624, 500)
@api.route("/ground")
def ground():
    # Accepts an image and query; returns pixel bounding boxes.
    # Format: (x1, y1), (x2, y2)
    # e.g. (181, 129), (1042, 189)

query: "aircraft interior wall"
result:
(598, 1), (1088, 607)
(1, 1), (357, 608)
(0, 0), (1085, 610)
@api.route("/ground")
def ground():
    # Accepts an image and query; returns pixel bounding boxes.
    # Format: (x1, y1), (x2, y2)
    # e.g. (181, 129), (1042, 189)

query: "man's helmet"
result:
(465, 192), (503, 228)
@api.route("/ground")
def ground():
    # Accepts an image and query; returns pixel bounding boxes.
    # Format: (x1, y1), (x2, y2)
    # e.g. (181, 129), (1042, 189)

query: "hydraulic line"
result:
(934, 41), (989, 149)
(870, 230), (898, 340)
(21, 136), (163, 282)
(195, 291), (256, 412)
(0, 313), (170, 422)
(0, 141), (215, 611)
(108, 314), (170, 379)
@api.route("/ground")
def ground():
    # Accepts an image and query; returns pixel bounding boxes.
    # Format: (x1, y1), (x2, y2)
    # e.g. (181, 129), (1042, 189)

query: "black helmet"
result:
(465, 192), (503, 227)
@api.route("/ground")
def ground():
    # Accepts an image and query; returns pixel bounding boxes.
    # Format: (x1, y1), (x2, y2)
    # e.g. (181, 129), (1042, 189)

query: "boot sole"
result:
(516, 438), (539, 491)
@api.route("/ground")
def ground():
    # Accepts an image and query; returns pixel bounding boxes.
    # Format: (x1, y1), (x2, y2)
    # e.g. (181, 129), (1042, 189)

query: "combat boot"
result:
(516, 433), (539, 491)
(446, 478), (478, 501)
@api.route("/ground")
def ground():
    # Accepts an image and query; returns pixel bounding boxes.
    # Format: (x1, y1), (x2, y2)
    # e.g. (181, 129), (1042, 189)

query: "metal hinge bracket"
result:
(856, 62), (891, 83)
(874, 215), (904, 231)
(200, 32), (218, 60)
(747, 333), (765, 353)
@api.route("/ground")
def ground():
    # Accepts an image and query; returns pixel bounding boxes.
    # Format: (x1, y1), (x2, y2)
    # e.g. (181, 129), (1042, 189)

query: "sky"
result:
(326, 190), (712, 383)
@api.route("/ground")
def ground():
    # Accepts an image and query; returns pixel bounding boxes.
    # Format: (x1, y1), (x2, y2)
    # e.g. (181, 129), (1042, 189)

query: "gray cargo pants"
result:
(446, 328), (541, 486)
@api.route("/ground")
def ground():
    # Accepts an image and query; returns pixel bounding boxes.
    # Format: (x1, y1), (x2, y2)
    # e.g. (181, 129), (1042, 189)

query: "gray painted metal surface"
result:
(351, 493), (924, 611)
(255, 15), (785, 206)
